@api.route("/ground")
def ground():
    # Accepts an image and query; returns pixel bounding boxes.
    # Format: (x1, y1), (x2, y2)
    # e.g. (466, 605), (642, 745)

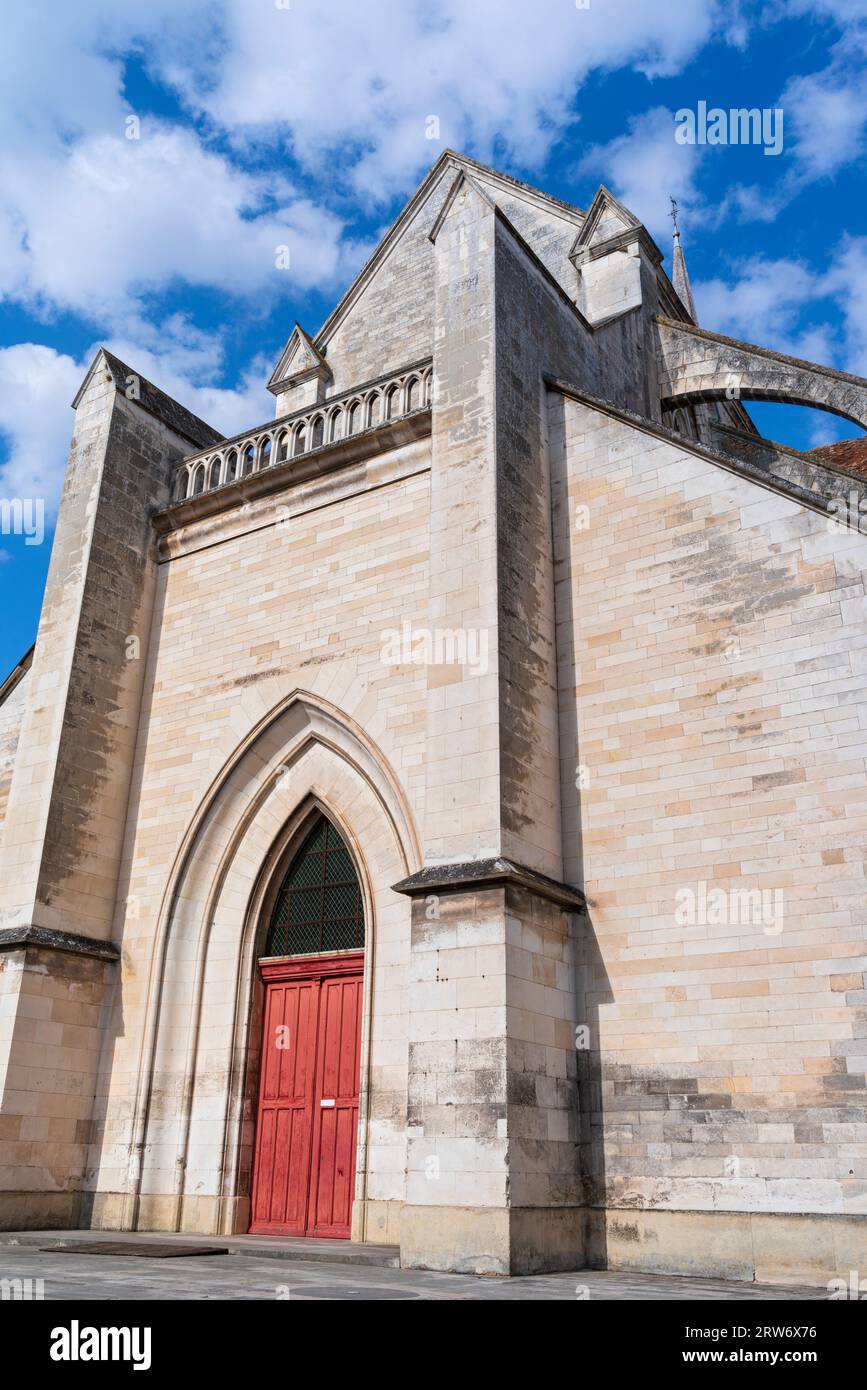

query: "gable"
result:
(568, 185), (648, 265)
(284, 151), (587, 397)
(268, 324), (332, 397)
(586, 205), (635, 246)
(312, 158), (455, 392)
(471, 170), (584, 296)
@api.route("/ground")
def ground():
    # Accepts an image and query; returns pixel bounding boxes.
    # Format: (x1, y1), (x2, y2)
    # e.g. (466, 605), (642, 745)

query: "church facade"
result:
(1, 151), (866, 1283)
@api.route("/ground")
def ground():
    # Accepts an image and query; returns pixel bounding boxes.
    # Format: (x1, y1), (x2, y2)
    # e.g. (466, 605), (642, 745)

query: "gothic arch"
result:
(126, 692), (420, 1235)
(656, 316), (867, 431)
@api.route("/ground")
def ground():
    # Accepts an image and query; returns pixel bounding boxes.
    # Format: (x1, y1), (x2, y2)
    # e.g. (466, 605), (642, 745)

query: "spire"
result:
(669, 197), (697, 323)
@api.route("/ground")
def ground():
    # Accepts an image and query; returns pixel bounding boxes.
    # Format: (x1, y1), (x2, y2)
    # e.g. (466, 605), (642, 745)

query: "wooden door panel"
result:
(311, 1102), (356, 1235)
(251, 959), (363, 1239)
(250, 978), (318, 1234)
(308, 976), (362, 1237)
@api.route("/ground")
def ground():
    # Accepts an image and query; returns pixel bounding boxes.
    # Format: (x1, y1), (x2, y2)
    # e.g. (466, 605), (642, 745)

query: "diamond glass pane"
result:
(291, 853), (323, 890)
(263, 814), (365, 957)
(308, 820), (327, 851)
(324, 845), (354, 883)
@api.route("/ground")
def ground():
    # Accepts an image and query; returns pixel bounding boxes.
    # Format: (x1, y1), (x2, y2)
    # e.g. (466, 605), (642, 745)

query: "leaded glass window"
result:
(263, 815), (364, 957)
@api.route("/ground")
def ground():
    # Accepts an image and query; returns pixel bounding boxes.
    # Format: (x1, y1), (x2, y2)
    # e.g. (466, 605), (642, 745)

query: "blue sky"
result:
(1, 0), (866, 678)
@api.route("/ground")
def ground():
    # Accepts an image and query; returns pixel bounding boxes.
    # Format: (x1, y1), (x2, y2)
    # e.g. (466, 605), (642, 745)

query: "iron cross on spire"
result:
(670, 196), (681, 243)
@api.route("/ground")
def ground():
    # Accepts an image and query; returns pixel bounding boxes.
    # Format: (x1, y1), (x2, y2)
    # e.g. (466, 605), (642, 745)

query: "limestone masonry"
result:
(1, 151), (866, 1283)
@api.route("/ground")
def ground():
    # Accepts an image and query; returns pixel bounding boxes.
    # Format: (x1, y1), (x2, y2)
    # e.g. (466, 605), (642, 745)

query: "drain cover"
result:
(42, 1242), (229, 1259)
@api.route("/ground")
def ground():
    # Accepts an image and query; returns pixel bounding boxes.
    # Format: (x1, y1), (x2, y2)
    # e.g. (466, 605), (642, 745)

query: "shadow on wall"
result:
(81, 557), (173, 1229)
(546, 385), (616, 1270)
(576, 918), (614, 1268)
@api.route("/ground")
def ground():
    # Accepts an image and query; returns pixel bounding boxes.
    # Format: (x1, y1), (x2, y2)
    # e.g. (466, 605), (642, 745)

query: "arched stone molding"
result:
(657, 316), (867, 430)
(126, 692), (420, 1235)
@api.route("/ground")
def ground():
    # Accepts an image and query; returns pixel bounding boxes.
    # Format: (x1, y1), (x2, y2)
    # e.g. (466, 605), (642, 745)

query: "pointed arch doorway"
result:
(249, 813), (365, 1238)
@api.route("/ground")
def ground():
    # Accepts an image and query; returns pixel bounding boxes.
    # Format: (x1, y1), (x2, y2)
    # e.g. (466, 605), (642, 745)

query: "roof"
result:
(808, 436), (867, 479)
(269, 149), (588, 378)
(0, 644), (34, 708)
(72, 350), (223, 450)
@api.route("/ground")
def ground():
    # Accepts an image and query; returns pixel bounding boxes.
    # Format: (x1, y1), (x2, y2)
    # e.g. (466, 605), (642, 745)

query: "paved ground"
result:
(0, 1241), (829, 1301)
(2, 1229), (400, 1269)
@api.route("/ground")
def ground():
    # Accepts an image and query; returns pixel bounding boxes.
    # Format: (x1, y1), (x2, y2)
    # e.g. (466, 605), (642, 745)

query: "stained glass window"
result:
(263, 815), (365, 957)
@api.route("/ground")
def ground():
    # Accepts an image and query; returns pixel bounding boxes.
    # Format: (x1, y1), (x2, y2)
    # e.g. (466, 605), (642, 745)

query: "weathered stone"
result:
(1, 149), (866, 1285)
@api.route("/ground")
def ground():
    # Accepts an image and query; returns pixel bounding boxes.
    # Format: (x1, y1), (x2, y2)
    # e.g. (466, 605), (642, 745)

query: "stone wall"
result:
(402, 882), (581, 1276)
(0, 362), (211, 941)
(3, 149), (866, 1283)
(85, 435), (433, 1231)
(0, 942), (117, 1229)
(0, 359), (215, 1223)
(318, 175), (450, 396)
(550, 390), (867, 1244)
(317, 156), (588, 408)
(0, 666), (29, 838)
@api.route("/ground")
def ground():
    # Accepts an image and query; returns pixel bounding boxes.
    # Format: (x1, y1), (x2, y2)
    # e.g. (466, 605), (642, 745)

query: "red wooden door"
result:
(250, 956), (363, 1239)
(307, 973), (363, 1237)
(249, 977), (319, 1234)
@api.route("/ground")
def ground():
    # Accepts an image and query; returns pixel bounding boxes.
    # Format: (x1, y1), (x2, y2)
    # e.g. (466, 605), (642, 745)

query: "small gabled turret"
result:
(267, 323), (333, 415)
(568, 185), (662, 327)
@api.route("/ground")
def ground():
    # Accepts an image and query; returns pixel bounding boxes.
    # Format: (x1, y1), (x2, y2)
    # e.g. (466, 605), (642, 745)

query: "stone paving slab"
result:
(0, 1247), (829, 1301)
(0, 1229), (399, 1268)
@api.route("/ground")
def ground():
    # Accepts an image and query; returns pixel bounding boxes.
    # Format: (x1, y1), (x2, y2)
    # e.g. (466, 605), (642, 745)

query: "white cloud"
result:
(0, 0), (735, 326)
(578, 107), (707, 241)
(821, 235), (867, 377)
(696, 258), (821, 348)
(695, 237), (867, 374)
(2, 0), (865, 532)
(728, 12), (867, 221)
(0, 328), (273, 517)
(597, 33), (867, 237)
(780, 1), (867, 23)
(158, 0), (727, 201)
(0, 125), (353, 324)
(0, 344), (83, 507)
(806, 415), (849, 448)
(782, 64), (867, 183)
(0, 0), (862, 325)
(16, 0), (710, 522)
(101, 323), (274, 440)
